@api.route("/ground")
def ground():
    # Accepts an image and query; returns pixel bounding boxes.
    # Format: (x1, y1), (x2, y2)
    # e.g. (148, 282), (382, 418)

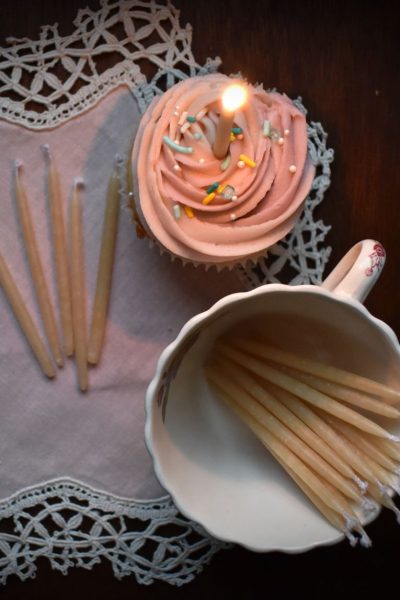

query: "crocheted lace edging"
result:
(0, 478), (227, 586)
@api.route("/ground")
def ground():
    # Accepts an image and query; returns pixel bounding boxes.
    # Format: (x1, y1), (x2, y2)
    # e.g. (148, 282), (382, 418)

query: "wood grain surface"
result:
(0, 1), (399, 598)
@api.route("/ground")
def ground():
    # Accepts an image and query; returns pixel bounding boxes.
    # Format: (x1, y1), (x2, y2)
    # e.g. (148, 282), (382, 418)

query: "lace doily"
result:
(0, 479), (227, 586)
(0, 0), (333, 587)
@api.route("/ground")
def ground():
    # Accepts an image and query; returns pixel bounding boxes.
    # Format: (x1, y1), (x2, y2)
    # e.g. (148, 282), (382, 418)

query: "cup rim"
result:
(144, 283), (400, 552)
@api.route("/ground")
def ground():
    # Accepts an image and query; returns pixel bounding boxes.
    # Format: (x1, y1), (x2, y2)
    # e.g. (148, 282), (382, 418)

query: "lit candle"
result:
(15, 160), (63, 367)
(0, 248), (56, 378)
(88, 158), (120, 365)
(42, 145), (74, 357)
(212, 84), (247, 159)
(70, 179), (88, 392)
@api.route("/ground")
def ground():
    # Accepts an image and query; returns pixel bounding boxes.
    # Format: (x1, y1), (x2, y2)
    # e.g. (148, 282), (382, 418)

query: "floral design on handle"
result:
(365, 243), (386, 277)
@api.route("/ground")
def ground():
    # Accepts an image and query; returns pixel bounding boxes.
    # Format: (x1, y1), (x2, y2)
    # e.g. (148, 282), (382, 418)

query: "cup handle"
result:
(320, 239), (386, 304)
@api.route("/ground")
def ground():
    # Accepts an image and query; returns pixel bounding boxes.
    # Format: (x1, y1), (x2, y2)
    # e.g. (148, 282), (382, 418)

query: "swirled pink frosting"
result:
(132, 74), (315, 265)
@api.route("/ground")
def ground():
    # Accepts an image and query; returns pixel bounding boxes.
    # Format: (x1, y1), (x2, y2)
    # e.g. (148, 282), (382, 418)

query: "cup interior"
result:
(147, 286), (400, 551)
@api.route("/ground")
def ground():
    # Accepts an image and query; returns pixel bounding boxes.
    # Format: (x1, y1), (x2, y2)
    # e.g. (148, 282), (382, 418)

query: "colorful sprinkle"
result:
(239, 154), (256, 168)
(220, 154), (231, 171)
(278, 137), (284, 145)
(173, 164), (181, 172)
(186, 115), (196, 123)
(194, 132), (202, 140)
(232, 127), (243, 134)
(216, 184), (225, 194)
(221, 185), (236, 200)
(270, 128), (281, 140)
(199, 158), (205, 164)
(289, 164), (297, 173)
(284, 129), (290, 136)
(237, 160), (245, 169)
(178, 111), (188, 126)
(207, 182), (219, 194)
(196, 108), (208, 120)
(184, 205), (194, 218)
(180, 122), (191, 134)
(230, 213), (237, 221)
(237, 133), (244, 140)
(232, 195), (238, 201)
(230, 132), (236, 142)
(173, 204), (181, 219)
(202, 192), (216, 205)
(262, 120), (271, 137)
(163, 136), (193, 154)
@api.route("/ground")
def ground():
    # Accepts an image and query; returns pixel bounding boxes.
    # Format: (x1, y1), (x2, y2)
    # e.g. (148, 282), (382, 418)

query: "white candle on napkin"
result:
(70, 179), (88, 392)
(15, 160), (64, 367)
(88, 158), (120, 365)
(0, 248), (56, 378)
(42, 145), (74, 357)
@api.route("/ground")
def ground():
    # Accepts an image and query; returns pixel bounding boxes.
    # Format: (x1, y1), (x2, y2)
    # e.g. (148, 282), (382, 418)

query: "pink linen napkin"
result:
(0, 86), (242, 501)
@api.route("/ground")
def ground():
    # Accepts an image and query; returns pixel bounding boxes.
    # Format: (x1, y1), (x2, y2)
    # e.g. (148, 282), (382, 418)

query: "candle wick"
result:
(360, 496), (376, 512)
(344, 529), (358, 547)
(355, 524), (372, 548)
(114, 153), (124, 168)
(352, 475), (368, 493)
(74, 177), (85, 190)
(14, 159), (23, 173)
(41, 144), (51, 161)
(377, 481), (390, 497)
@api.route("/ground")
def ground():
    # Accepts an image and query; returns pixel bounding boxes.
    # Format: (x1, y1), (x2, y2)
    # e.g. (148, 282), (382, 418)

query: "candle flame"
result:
(221, 84), (247, 113)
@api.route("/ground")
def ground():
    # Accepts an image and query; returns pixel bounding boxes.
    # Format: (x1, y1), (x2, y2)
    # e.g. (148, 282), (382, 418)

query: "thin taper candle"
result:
(0, 249), (56, 378)
(70, 179), (88, 392)
(42, 145), (74, 357)
(229, 337), (400, 403)
(88, 158), (121, 365)
(206, 364), (362, 503)
(280, 364), (400, 419)
(216, 343), (397, 441)
(212, 383), (357, 518)
(212, 84), (247, 159)
(214, 356), (358, 481)
(14, 160), (63, 367)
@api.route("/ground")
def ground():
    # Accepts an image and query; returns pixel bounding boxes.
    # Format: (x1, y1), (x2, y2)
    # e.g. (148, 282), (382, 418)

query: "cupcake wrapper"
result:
(128, 187), (269, 271)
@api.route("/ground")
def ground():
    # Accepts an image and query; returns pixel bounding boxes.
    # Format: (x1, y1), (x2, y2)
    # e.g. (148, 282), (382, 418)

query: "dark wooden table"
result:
(1, 0), (399, 597)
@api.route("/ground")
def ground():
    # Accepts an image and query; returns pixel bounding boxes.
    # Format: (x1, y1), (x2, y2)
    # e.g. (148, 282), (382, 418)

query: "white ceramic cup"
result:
(145, 240), (400, 552)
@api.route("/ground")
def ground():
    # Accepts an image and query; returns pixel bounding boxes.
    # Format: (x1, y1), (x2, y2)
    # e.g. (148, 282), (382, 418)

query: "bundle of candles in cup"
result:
(206, 336), (400, 547)
(0, 146), (121, 392)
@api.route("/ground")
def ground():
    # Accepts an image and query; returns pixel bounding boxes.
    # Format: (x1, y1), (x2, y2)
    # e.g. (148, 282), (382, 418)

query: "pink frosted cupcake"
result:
(131, 73), (315, 267)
